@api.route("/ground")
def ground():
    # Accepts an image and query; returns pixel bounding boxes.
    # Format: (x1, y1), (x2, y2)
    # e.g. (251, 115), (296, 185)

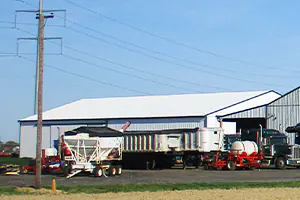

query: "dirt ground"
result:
(1, 188), (300, 200)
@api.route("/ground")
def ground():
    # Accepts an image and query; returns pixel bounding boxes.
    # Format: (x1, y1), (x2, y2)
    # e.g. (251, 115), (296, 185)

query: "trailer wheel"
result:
(116, 166), (122, 175)
(227, 161), (236, 171)
(93, 168), (102, 177)
(203, 163), (210, 170)
(109, 167), (116, 176)
(275, 157), (286, 170)
(63, 165), (70, 177)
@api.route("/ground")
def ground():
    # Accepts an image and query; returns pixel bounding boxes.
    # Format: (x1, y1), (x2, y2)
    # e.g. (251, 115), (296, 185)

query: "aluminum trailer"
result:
(61, 127), (123, 178)
(122, 127), (225, 169)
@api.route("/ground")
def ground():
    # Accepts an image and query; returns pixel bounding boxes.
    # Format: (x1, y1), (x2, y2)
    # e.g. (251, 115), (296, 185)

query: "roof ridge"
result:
(82, 90), (270, 101)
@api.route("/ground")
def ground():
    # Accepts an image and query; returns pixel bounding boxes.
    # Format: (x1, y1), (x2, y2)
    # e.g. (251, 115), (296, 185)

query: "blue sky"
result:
(0, 0), (299, 142)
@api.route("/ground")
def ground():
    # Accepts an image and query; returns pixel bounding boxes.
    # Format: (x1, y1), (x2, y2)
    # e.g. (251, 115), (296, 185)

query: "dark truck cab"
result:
(242, 128), (300, 169)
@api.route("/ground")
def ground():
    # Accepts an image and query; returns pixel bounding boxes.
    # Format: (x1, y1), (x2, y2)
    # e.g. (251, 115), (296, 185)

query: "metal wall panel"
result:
(107, 117), (205, 131)
(19, 123), (86, 158)
(267, 88), (300, 133)
(221, 106), (266, 119)
(20, 126), (52, 157)
(20, 125), (36, 158)
(20, 118), (205, 157)
(286, 133), (296, 145)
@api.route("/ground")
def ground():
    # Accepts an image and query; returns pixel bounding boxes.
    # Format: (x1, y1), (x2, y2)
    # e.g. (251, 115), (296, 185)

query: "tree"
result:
(0, 141), (4, 151)
(4, 141), (19, 148)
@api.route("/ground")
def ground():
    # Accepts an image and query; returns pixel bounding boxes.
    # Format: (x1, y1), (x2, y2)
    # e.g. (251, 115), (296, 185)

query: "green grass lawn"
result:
(1, 181), (300, 195)
(0, 157), (32, 166)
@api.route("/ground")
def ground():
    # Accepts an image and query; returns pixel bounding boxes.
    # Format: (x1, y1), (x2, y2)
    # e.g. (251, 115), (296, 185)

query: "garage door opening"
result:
(222, 118), (266, 131)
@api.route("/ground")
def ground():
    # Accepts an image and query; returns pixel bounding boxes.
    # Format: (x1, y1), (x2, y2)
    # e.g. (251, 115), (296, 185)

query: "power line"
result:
(19, 55), (151, 95)
(0, 52), (16, 57)
(14, 22), (288, 90)
(0, 55), (16, 57)
(65, 26), (288, 89)
(0, 20), (62, 27)
(63, 0), (300, 73)
(63, 54), (201, 93)
(15, 28), (203, 93)
(0, 20), (35, 25)
(61, 44), (231, 91)
(17, 0), (300, 75)
(14, 0), (34, 7)
(0, 52), (16, 54)
(15, 25), (288, 90)
(16, 27), (230, 92)
(63, 17), (298, 79)
(15, 0), (293, 88)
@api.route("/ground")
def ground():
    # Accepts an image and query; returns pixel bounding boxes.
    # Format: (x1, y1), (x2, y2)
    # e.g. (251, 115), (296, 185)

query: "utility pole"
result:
(15, 2), (64, 189)
(35, 0), (45, 189)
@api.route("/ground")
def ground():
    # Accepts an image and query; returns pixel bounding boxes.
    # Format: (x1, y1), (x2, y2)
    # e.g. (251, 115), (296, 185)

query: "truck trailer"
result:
(122, 127), (225, 169)
(61, 126), (123, 178)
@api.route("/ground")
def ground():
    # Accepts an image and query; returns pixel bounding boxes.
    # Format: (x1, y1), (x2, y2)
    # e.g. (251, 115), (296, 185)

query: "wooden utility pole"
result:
(35, 0), (44, 189)
(15, 1), (64, 190)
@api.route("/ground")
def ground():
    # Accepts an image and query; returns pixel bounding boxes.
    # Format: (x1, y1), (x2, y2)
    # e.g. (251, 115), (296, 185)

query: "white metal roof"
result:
(20, 90), (281, 121)
(211, 91), (281, 116)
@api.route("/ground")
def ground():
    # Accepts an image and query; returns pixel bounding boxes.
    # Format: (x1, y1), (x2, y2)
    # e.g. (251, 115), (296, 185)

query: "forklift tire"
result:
(227, 161), (236, 171)
(275, 157), (286, 170)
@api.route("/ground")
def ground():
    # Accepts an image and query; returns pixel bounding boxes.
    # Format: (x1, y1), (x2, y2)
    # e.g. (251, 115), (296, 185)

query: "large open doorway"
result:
(223, 118), (266, 131)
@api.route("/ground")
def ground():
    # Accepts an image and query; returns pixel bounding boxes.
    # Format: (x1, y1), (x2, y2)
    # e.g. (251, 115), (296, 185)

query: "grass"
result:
(0, 157), (32, 166)
(0, 187), (23, 195)
(1, 181), (300, 195)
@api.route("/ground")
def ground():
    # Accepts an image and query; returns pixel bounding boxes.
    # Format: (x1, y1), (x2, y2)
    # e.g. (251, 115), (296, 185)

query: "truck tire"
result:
(93, 167), (102, 177)
(63, 165), (70, 177)
(275, 157), (286, 170)
(116, 165), (122, 175)
(227, 161), (236, 171)
(109, 166), (116, 176)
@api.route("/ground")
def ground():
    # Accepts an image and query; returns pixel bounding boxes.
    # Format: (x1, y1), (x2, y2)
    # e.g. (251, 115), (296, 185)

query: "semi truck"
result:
(203, 127), (300, 170)
(241, 128), (300, 169)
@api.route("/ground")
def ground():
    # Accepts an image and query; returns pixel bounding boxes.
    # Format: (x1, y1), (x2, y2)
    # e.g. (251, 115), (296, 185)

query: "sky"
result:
(0, 0), (300, 142)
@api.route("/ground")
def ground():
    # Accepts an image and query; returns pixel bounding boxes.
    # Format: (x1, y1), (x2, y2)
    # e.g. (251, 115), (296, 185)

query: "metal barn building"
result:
(219, 87), (300, 145)
(19, 88), (298, 158)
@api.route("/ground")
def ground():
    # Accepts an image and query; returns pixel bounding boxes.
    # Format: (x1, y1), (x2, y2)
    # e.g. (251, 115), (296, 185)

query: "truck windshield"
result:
(269, 137), (287, 145)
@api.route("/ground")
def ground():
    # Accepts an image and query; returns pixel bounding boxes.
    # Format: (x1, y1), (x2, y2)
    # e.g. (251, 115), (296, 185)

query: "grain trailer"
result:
(61, 127), (123, 178)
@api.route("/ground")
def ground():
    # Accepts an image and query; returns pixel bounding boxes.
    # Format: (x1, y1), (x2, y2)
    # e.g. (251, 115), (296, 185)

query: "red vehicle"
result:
(23, 149), (61, 174)
(203, 141), (264, 170)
